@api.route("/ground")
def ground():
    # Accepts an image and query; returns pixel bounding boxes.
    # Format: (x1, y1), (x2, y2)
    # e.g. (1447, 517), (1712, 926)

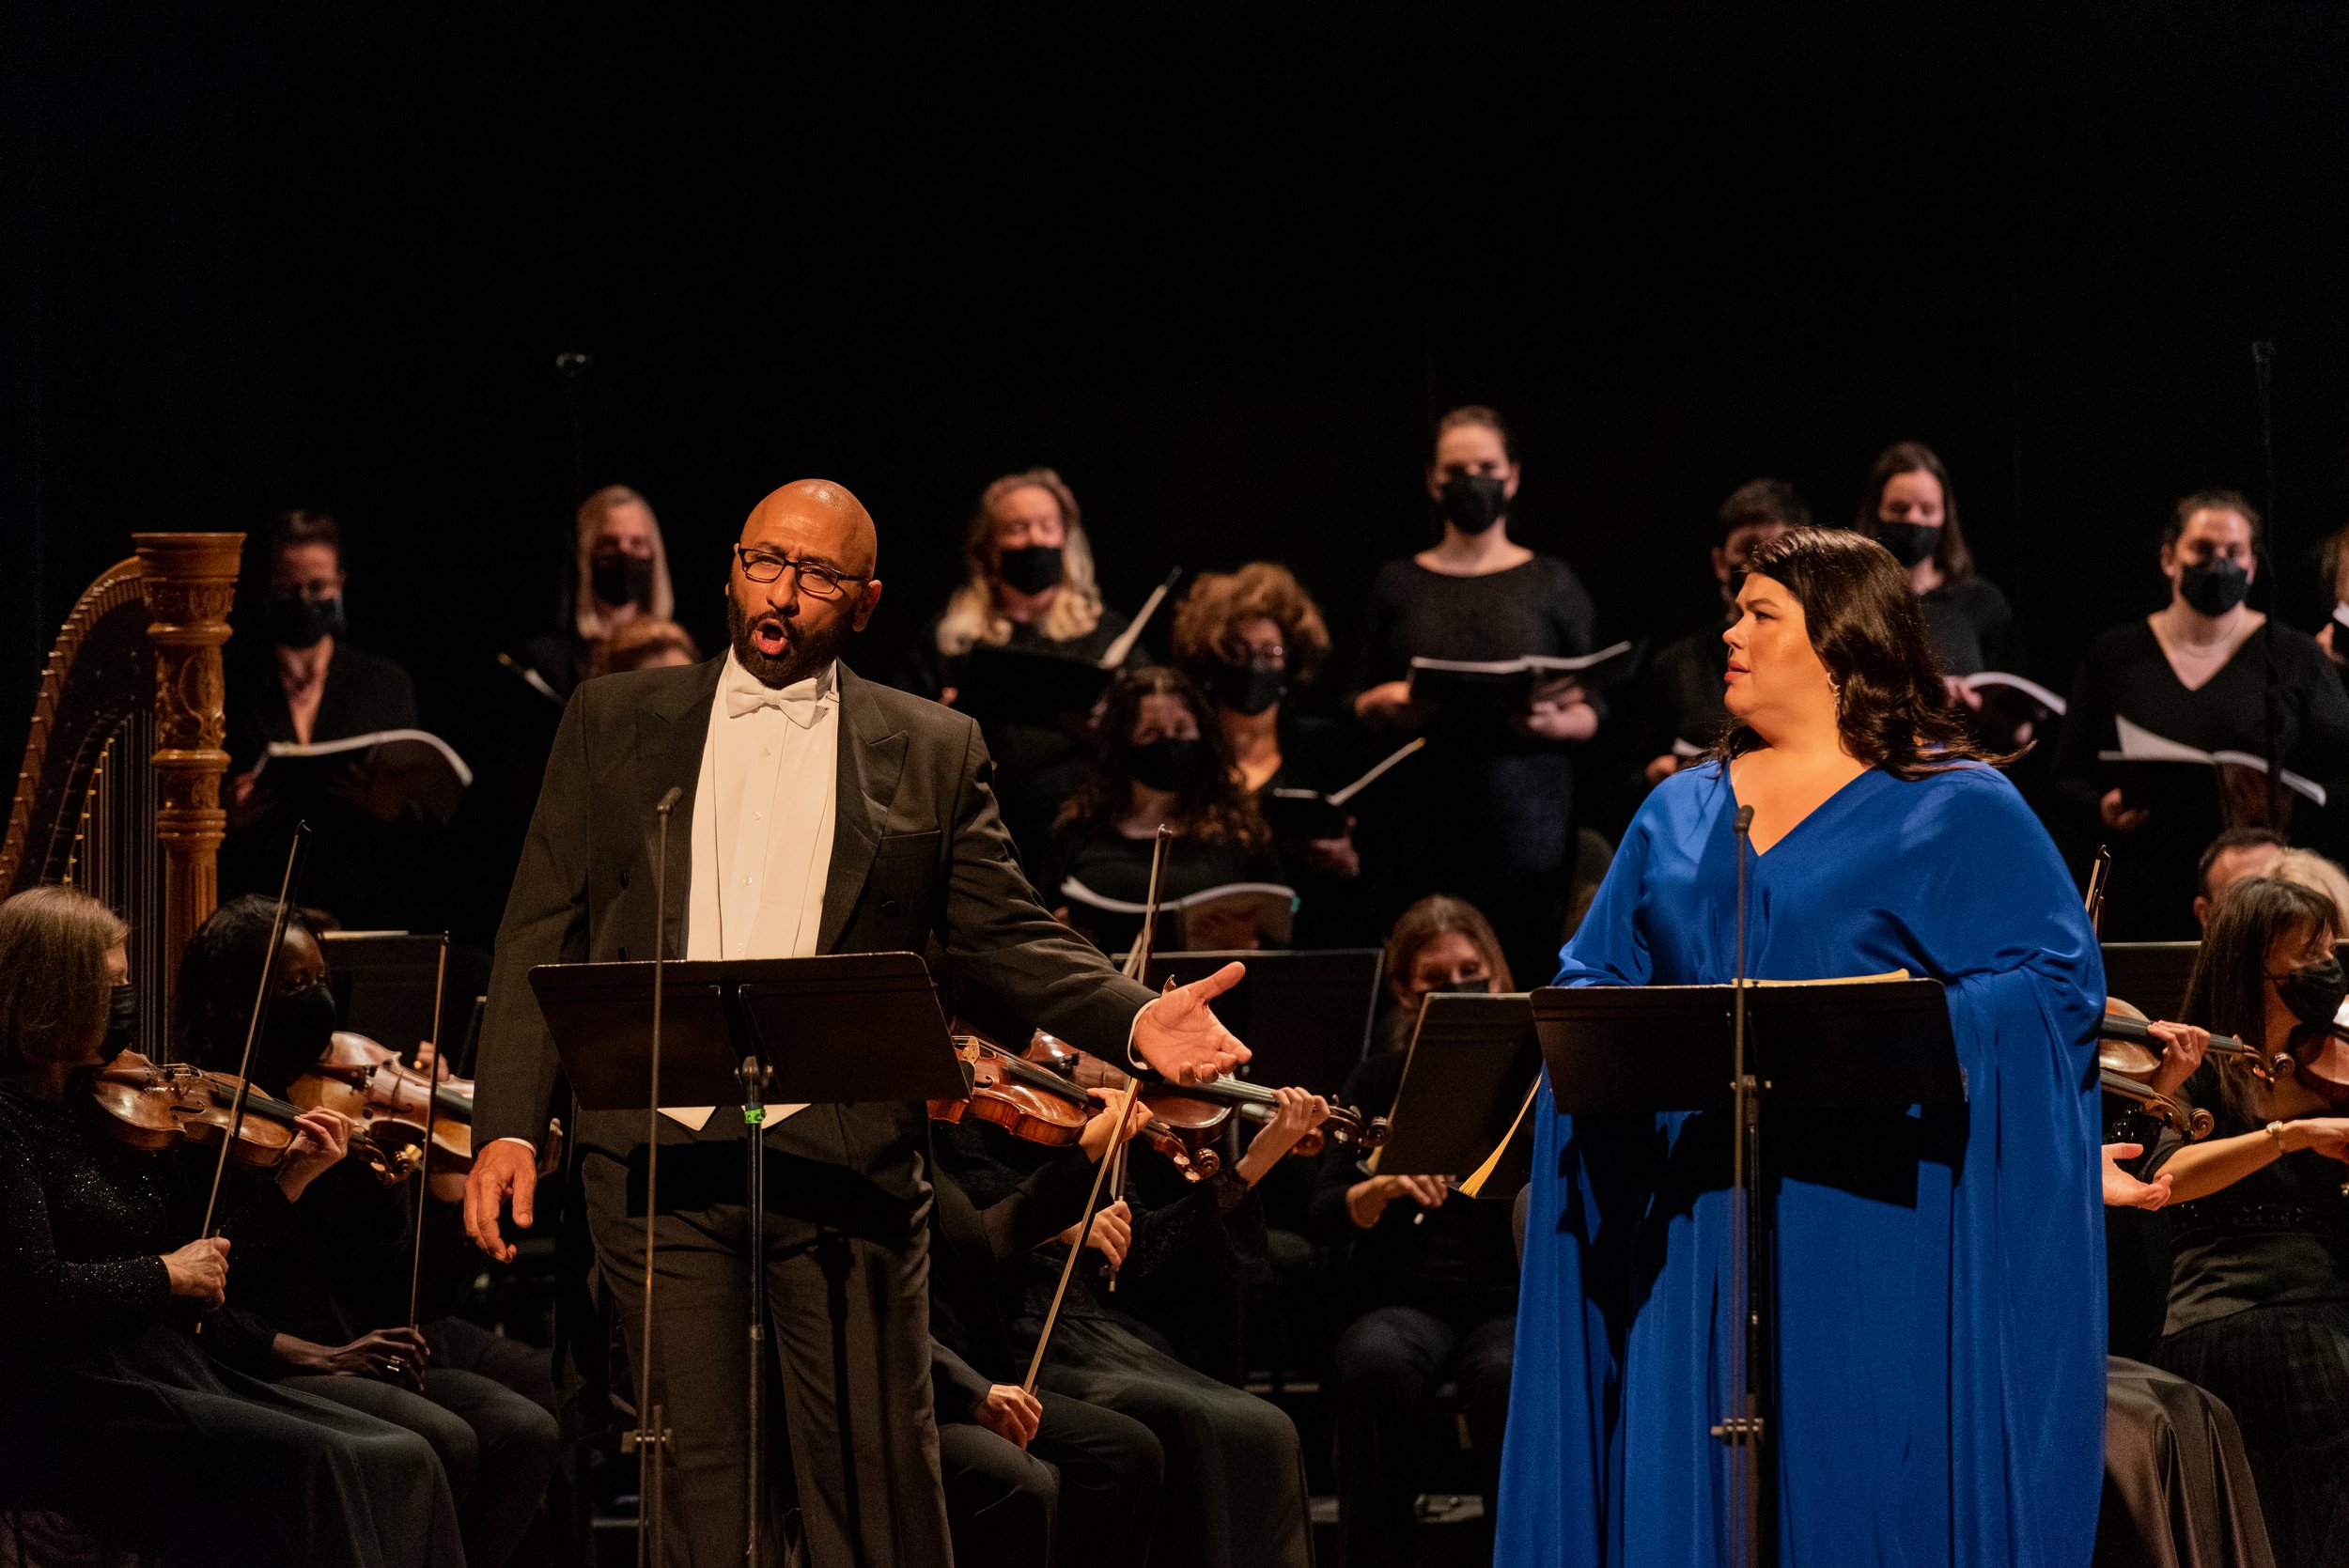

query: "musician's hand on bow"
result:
(973, 1384), (1042, 1450)
(1132, 963), (1252, 1085)
(1054, 1199), (1132, 1269)
(2100, 1142), (2172, 1211)
(464, 1140), (538, 1263)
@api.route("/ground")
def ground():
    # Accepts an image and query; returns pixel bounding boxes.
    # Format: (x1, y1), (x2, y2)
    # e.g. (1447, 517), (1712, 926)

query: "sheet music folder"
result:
(1374, 991), (1541, 1196)
(528, 951), (968, 1112)
(1532, 978), (1963, 1115)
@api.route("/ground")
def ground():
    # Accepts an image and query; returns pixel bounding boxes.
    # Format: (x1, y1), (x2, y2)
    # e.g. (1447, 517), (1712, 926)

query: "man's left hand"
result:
(1131, 962), (1252, 1084)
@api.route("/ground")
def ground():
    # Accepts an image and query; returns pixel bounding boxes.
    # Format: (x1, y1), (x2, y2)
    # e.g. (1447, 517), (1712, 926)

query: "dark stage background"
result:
(8, 2), (2348, 868)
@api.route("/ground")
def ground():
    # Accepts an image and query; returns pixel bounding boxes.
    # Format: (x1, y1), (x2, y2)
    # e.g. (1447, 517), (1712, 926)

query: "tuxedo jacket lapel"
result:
(632, 658), (723, 959)
(819, 664), (908, 953)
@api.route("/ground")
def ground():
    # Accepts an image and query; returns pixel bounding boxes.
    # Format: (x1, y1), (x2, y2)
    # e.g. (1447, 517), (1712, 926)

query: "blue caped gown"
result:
(1496, 761), (2105, 1567)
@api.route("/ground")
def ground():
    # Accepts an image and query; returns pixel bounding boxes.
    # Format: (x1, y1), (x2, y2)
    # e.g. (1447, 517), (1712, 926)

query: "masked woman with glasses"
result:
(174, 896), (563, 1568)
(0, 887), (463, 1568)
(1173, 563), (1377, 946)
(2052, 490), (2349, 939)
(2140, 876), (2349, 1561)
(1351, 405), (1600, 986)
(895, 467), (1143, 858)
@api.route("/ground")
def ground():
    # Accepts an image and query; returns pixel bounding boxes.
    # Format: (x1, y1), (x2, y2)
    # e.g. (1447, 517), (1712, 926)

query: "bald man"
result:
(465, 481), (1251, 1567)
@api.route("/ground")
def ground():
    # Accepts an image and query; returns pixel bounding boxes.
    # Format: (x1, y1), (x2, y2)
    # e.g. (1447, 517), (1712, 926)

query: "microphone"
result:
(656, 785), (683, 816)
(1734, 804), (1754, 837)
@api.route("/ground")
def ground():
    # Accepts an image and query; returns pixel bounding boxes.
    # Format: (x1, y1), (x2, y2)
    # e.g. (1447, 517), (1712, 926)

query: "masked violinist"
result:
(0, 888), (463, 1568)
(2143, 877), (2349, 1562)
(175, 896), (561, 1568)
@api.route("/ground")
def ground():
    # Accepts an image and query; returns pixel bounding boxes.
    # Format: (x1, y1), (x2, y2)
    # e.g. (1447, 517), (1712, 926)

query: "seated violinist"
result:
(1312, 896), (1519, 1568)
(930, 1088), (1165, 1567)
(2146, 877), (2349, 1562)
(1172, 562), (1377, 946)
(584, 614), (701, 680)
(932, 1067), (1328, 1568)
(2194, 827), (2287, 928)
(0, 887), (465, 1568)
(1036, 666), (1287, 954)
(174, 895), (561, 1568)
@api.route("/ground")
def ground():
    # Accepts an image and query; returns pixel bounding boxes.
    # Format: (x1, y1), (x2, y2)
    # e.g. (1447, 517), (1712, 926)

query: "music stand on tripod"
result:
(1532, 977), (1961, 1568)
(532, 950), (967, 1568)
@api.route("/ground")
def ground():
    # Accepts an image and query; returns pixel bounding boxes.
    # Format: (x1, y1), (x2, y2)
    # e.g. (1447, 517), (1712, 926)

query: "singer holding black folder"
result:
(462, 479), (1254, 1568)
(1496, 528), (2106, 1568)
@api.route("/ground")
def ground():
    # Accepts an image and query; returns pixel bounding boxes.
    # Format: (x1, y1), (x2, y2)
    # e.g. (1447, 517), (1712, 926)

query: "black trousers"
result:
(938, 1391), (1164, 1568)
(583, 1143), (951, 1568)
(283, 1362), (560, 1568)
(1328, 1304), (1516, 1568)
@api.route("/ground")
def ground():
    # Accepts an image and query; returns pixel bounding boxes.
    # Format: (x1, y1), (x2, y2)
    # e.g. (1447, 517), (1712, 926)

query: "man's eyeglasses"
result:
(734, 547), (872, 601)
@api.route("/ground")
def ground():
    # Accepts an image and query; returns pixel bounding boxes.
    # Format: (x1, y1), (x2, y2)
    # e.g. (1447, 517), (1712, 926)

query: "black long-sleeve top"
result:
(0, 1082), (283, 1374)
(1351, 554), (1598, 891)
(1919, 575), (2027, 679)
(927, 1130), (1100, 1419)
(2053, 617), (2349, 937)
(1308, 1048), (1519, 1321)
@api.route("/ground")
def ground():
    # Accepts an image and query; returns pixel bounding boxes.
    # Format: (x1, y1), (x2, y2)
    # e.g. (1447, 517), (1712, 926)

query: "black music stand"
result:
(530, 951), (966, 1568)
(320, 930), (448, 1053)
(1531, 979), (1961, 1568)
(2100, 941), (2200, 1024)
(1375, 991), (1541, 1201)
(1141, 948), (1386, 1096)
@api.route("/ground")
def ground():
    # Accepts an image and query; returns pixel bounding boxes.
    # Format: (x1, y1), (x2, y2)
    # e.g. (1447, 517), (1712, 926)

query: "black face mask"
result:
(1128, 737), (1206, 793)
(1209, 660), (1286, 717)
(256, 980), (338, 1091)
(590, 553), (656, 609)
(267, 594), (346, 650)
(2178, 555), (2251, 618)
(1877, 521), (1940, 570)
(103, 984), (138, 1059)
(1428, 977), (1491, 996)
(2279, 956), (2349, 1032)
(997, 544), (1065, 597)
(1436, 474), (1509, 536)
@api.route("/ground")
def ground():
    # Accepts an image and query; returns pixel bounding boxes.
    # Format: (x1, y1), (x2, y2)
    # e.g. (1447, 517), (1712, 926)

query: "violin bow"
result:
(198, 823), (312, 1244)
(1106, 824), (1174, 1293)
(406, 938), (449, 1330)
(1023, 1071), (1143, 1395)
(2084, 844), (2112, 936)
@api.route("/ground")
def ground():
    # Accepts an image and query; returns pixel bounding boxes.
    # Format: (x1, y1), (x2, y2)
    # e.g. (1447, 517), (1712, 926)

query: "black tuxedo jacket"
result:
(473, 657), (1156, 1216)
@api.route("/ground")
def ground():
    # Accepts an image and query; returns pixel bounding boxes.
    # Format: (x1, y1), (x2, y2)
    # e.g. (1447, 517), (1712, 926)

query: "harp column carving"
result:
(134, 532), (243, 984)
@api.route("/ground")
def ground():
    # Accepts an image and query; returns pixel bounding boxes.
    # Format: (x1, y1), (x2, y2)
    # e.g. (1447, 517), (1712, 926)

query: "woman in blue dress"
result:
(1498, 527), (2106, 1567)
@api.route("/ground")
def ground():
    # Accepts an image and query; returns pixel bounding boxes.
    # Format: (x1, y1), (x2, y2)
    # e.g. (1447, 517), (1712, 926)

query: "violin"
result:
(1022, 1032), (1222, 1180)
(289, 1030), (479, 1176)
(2099, 996), (2294, 1083)
(87, 1048), (420, 1186)
(928, 1032), (1220, 1181)
(2282, 1001), (2349, 1105)
(1024, 1027), (1382, 1160)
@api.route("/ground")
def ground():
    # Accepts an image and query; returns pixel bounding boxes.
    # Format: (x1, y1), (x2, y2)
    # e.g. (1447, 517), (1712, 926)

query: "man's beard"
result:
(726, 592), (852, 689)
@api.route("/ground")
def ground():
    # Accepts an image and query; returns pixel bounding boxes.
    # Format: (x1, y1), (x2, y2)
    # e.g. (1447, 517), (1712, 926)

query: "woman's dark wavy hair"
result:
(2181, 875), (2335, 1131)
(1854, 441), (1974, 584)
(1703, 526), (2002, 781)
(1056, 665), (1269, 850)
(172, 894), (319, 1067)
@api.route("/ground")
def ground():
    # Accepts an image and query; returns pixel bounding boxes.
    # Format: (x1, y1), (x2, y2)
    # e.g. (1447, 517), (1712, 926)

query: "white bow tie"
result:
(723, 668), (832, 726)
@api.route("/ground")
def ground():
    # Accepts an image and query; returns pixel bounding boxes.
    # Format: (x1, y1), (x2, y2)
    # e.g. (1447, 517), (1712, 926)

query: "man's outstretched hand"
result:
(464, 1140), (539, 1263)
(1131, 961), (1252, 1084)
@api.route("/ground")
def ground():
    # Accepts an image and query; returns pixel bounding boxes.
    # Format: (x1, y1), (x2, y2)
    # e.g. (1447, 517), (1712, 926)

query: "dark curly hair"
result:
(172, 894), (319, 1068)
(1704, 526), (2004, 781)
(1056, 666), (1269, 850)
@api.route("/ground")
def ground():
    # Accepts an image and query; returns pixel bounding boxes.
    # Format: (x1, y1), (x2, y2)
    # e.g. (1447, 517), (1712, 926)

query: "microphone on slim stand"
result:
(1716, 802), (1763, 1568)
(628, 784), (684, 1568)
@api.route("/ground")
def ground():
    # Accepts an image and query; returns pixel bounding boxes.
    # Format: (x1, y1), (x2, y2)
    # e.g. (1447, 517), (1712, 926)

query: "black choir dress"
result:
(2155, 1086), (2349, 1565)
(1918, 574), (2026, 679)
(2052, 618), (2349, 938)
(0, 1083), (463, 1568)
(1352, 554), (1598, 985)
(893, 606), (1138, 864)
(934, 1116), (1314, 1568)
